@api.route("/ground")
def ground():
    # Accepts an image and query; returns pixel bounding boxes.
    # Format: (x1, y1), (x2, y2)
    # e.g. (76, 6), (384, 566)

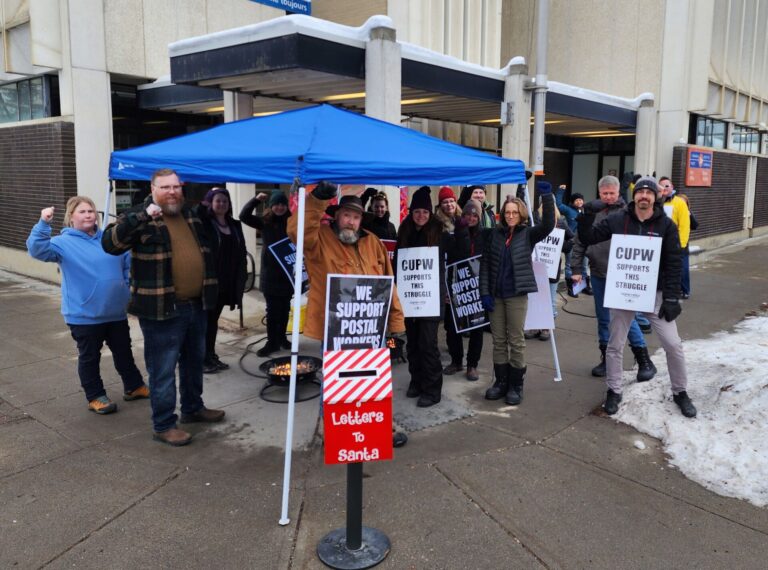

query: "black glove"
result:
(363, 187), (378, 198)
(658, 298), (682, 322)
(582, 199), (607, 215)
(481, 295), (495, 312)
(536, 181), (553, 195)
(312, 181), (338, 200)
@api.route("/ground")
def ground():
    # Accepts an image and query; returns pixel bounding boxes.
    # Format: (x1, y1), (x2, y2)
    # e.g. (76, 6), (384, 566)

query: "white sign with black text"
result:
(396, 246), (441, 318)
(523, 261), (555, 330)
(603, 234), (662, 313)
(532, 227), (566, 280)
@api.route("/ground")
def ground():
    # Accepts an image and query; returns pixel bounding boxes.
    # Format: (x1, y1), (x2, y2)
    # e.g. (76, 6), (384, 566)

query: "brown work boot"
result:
(180, 407), (226, 424)
(153, 427), (192, 446)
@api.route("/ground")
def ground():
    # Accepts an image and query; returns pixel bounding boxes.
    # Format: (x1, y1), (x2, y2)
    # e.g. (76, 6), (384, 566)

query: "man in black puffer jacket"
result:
(578, 176), (696, 419)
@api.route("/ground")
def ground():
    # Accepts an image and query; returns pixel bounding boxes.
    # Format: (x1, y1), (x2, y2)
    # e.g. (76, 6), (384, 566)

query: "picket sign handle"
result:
(103, 180), (113, 229)
(522, 183), (563, 383)
(279, 185), (307, 526)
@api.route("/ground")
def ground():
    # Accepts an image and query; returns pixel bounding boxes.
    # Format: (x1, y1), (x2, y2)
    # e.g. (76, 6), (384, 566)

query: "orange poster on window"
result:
(686, 147), (713, 187)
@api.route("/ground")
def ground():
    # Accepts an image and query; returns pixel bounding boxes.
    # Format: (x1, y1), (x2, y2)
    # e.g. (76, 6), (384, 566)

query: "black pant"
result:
(205, 301), (226, 359)
(405, 318), (443, 399)
(444, 305), (485, 368)
(68, 319), (144, 402)
(265, 294), (291, 348)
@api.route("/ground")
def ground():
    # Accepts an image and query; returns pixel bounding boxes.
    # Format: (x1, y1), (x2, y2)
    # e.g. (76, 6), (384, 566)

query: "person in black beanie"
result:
(395, 186), (458, 407)
(240, 190), (293, 357)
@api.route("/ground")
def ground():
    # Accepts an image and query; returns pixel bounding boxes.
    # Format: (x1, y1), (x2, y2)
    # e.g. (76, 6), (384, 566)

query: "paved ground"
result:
(1, 235), (767, 569)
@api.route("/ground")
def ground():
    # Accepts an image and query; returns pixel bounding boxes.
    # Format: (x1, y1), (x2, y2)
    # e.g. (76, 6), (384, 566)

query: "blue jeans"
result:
(590, 276), (646, 347)
(564, 250), (588, 280)
(681, 252), (690, 295)
(139, 302), (207, 433)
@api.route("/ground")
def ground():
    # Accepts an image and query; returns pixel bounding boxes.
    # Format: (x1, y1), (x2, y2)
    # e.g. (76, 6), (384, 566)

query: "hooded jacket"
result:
(479, 193), (555, 298)
(27, 220), (131, 325)
(288, 192), (405, 340)
(577, 202), (682, 299)
(570, 197), (628, 279)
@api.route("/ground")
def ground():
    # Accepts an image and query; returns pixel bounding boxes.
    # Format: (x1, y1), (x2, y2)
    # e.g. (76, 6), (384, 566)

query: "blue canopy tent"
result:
(109, 104), (526, 185)
(108, 104), (529, 526)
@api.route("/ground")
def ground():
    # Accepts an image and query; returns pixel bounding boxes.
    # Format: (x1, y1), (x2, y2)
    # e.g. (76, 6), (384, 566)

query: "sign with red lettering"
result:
(322, 348), (393, 465)
(685, 147), (713, 187)
(381, 239), (396, 262)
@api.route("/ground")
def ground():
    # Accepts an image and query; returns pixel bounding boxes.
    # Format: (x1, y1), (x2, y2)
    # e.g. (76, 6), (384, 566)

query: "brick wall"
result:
(0, 121), (77, 250)
(754, 157), (768, 228)
(671, 147), (747, 239)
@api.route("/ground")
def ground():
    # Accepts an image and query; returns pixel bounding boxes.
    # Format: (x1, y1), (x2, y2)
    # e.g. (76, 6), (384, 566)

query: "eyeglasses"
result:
(155, 185), (183, 191)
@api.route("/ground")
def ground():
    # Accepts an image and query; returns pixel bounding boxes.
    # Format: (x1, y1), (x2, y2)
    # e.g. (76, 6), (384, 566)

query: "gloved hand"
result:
(362, 187), (378, 199)
(582, 199), (607, 215)
(312, 180), (338, 200)
(536, 181), (553, 195)
(481, 295), (495, 313)
(658, 298), (682, 322)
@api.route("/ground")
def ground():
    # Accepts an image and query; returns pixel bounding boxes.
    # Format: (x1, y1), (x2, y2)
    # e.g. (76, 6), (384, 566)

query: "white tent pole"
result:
(523, 183), (563, 382)
(102, 180), (112, 229)
(279, 184), (306, 526)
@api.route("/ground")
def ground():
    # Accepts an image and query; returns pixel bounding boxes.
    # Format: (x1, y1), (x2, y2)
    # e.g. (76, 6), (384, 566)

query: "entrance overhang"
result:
(159, 14), (641, 138)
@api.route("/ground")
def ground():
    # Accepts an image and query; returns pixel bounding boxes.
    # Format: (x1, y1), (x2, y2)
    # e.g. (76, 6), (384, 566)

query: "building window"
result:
(0, 76), (53, 124)
(691, 115), (726, 149)
(730, 124), (760, 153)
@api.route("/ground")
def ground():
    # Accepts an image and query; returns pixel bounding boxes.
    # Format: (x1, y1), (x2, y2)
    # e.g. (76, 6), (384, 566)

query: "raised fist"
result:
(256, 192), (269, 202)
(41, 207), (55, 223)
(146, 203), (163, 219)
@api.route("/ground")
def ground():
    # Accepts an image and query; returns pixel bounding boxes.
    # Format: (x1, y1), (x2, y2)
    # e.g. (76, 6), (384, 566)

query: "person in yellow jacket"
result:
(658, 177), (691, 298)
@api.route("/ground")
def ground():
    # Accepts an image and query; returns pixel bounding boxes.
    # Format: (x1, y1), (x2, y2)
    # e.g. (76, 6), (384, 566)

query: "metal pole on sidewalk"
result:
(279, 184), (307, 526)
(317, 462), (391, 569)
(531, 0), (549, 176)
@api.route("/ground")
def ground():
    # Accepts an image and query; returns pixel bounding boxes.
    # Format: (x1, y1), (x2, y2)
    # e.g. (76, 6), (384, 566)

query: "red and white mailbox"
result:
(322, 347), (393, 465)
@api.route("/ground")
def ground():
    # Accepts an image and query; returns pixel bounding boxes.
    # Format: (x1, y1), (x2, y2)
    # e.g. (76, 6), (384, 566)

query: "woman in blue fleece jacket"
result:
(26, 196), (148, 414)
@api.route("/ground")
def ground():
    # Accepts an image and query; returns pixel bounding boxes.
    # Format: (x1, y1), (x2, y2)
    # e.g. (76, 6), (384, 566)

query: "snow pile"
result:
(614, 315), (768, 507)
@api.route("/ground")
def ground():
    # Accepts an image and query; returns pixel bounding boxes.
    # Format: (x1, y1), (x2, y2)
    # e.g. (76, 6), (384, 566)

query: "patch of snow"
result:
(615, 315), (768, 507)
(548, 81), (647, 110)
(633, 440), (646, 450)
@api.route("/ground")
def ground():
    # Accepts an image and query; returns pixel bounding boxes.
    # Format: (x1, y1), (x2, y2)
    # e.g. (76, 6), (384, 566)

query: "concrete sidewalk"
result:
(1, 235), (767, 569)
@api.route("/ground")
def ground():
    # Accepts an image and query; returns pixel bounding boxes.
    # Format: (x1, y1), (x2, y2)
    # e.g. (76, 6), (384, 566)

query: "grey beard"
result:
(160, 202), (182, 215)
(337, 227), (359, 244)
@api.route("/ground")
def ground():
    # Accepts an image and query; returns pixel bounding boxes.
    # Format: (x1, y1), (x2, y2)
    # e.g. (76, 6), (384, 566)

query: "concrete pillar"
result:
(224, 91), (257, 250)
(58, 0), (113, 209)
(365, 22), (402, 227)
(500, 60), (531, 201)
(633, 97), (656, 177)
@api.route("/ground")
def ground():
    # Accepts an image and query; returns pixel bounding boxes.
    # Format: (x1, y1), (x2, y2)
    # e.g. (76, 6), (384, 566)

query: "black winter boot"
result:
(603, 389), (622, 415)
(673, 391), (697, 418)
(631, 345), (657, 382)
(566, 277), (578, 298)
(485, 364), (510, 400)
(583, 276), (593, 296)
(505, 365), (526, 405)
(591, 344), (607, 377)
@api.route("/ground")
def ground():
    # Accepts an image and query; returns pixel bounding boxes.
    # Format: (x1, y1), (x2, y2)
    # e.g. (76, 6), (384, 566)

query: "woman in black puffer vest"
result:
(479, 182), (555, 406)
(240, 190), (294, 357)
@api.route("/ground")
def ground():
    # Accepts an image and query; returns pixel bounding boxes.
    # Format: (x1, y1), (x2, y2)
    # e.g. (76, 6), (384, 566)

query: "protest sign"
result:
(446, 255), (488, 332)
(323, 275), (393, 352)
(268, 237), (310, 294)
(603, 234), (662, 312)
(533, 227), (566, 279)
(396, 246), (441, 317)
(524, 261), (555, 331)
(381, 239), (396, 263)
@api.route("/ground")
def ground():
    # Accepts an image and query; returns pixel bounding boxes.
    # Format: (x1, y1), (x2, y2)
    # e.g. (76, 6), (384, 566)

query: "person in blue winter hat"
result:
(26, 197), (148, 415)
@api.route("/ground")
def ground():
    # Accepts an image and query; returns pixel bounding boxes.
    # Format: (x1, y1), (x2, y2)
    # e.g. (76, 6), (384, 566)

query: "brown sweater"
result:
(164, 213), (204, 300)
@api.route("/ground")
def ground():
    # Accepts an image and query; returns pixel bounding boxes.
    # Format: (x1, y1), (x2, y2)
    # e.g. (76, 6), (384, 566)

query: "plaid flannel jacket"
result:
(101, 197), (218, 320)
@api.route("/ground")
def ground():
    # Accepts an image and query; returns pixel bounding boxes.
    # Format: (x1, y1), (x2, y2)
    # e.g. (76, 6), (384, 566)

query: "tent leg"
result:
(279, 185), (307, 526)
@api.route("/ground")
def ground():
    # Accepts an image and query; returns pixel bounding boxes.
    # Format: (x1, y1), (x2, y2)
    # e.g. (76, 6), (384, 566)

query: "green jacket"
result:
(101, 196), (218, 320)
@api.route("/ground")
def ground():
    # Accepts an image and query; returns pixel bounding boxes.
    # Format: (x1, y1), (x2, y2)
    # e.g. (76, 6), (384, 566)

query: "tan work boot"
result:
(153, 427), (192, 446)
